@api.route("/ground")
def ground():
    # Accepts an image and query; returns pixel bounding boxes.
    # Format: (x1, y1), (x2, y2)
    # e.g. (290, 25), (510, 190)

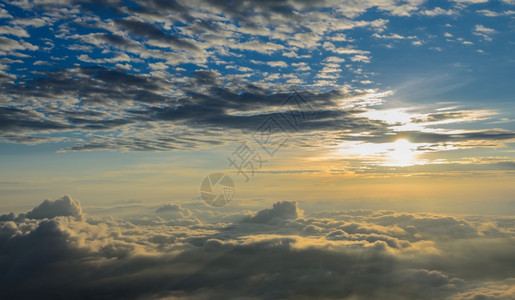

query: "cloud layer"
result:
(1, 196), (514, 299)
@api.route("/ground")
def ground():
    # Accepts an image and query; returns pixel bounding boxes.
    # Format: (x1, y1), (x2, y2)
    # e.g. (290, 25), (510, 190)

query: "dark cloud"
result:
(96, 33), (141, 48)
(397, 130), (515, 144)
(66, 117), (133, 130)
(411, 111), (465, 123)
(2, 66), (168, 104)
(1, 61), (513, 152)
(345, 129), (515, 145)
(0, 65), (394, 150)
(137, 0), (187, 13)
(0, 107), (68, 131)
(114, 18), (201, 52)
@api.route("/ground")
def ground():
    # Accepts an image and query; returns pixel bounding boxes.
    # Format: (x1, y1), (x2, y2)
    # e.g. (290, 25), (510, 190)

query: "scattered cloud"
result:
(421, 7), (457, 16)
(473, 25), (497, 41)
(477, 9), (515, 17)
(452, 0), (488, 3)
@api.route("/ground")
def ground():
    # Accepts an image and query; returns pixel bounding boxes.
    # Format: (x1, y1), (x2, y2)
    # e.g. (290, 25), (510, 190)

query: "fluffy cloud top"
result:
(25, 195), (84, 221)
(246, 200), (303, 224)
(155, 203), (183, 213)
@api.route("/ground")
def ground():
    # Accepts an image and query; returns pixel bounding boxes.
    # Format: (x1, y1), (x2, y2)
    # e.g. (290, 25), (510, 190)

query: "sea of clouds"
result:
(1, 195), (514, 299)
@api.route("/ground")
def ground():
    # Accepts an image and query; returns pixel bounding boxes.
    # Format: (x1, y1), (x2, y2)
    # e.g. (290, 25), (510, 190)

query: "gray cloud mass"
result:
(0, 196), (514, 299)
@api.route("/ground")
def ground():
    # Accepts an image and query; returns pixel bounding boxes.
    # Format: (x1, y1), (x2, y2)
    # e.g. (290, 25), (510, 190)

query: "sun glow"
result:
(388, 139), (417, 166)
(336, 139), (419, 167)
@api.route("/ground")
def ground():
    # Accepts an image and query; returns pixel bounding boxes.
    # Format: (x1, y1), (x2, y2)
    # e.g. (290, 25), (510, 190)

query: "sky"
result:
(0, 0), (514, 212)
(0, 0), (514, 299)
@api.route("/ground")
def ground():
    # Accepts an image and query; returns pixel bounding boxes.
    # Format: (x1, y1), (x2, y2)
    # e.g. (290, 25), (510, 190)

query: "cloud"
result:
(473, 25), (497, 41)
(474, 25), (497, 34)
(0, 197), (514, 299)
(113, 18), (202, 53)
(0, 8), (13, 19)
(0, 26), (29, 37)
(230, 40), (285, 54)
(0, 36), (38, 54)
(3, 65), (509, 155)
(245, 200), (303, 224)
(373, 33), (416, 39)
(155, 203), (192, 218)
(1, 63), (395, 151)
(266, 61), (288, 68)
(0, 107), (68, 132)
(451, 279), (515, 299)
(477, 9), (515, 16)
(452, 0), (488, 3)
(156, 203), (183, 213)
(420, 7), (457, 16)
(26, 195), (84, 220)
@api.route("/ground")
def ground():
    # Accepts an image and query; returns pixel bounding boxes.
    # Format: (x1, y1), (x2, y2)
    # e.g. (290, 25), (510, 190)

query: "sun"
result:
(334, 139), (421, 167)
(388, 139), (416, 166)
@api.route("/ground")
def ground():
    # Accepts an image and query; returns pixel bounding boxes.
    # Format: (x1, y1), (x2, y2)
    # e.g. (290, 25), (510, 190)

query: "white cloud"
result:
(0, 26), (29, 37)
(324, 43), (370, 56)
(331, 33), (348, 41)
(473, 25), (497, 41)
(148, 62), (168, 70)
(229, 40), (285, 54)
(351, 54), (371, 63)
(421, 7), (457, 16)
(0, 36), (38, 54)
(288, 32), (321, 48)
(0, 8), (13, 19)
(266, 61), (288, 68)
(474, 25), (497, 34)
(292, 62), (311, 71)
(25, 195), (84, 221)
(10, 17), (49, 27)
(373, 33), (415, 39)
(77, 53), (137, 64)
(324, 56), (346, 63)
(476, 9), (515, 16)
(452, 0), (488, 3)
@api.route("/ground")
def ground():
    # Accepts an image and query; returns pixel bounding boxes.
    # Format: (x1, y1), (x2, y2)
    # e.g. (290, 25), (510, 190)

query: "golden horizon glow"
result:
(335, 138), (420, 167)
